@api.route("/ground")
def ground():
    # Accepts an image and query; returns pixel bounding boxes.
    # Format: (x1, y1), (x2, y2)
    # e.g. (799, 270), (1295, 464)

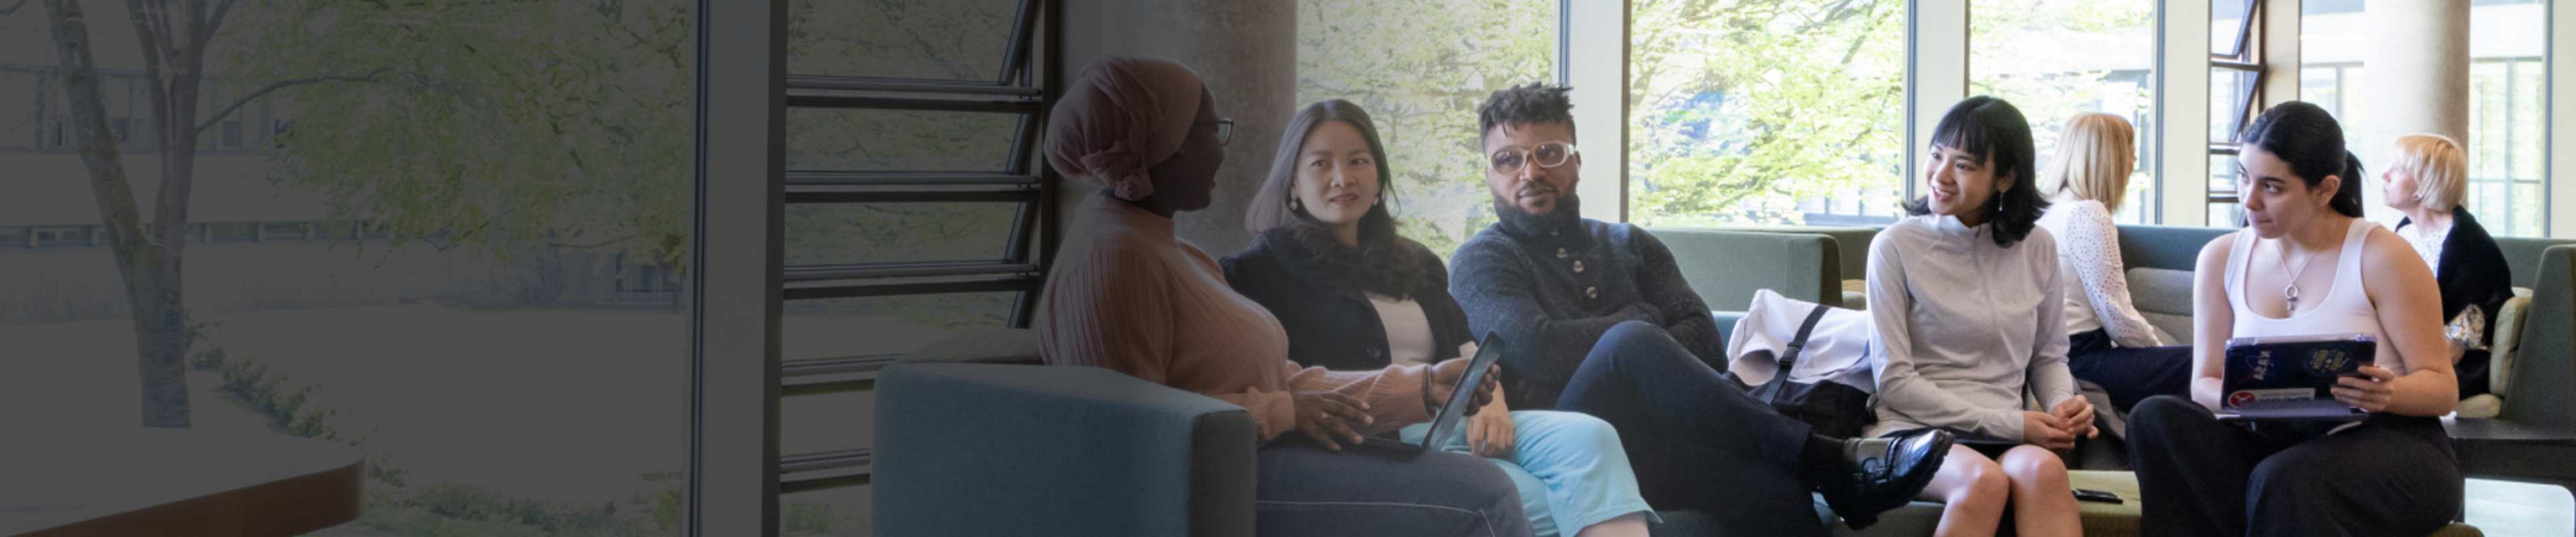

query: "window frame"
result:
(2206, 0), (2264, 207)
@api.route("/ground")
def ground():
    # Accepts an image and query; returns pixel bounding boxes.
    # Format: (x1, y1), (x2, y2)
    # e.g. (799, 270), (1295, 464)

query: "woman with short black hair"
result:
(1867, 96), (2092, 536)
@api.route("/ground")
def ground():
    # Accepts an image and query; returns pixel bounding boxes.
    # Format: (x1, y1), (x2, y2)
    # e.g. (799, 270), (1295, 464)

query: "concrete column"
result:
(1907, 0), (1967, 204)
(1060, 0), (1295, 254)
(2358, 0), (2469, 195)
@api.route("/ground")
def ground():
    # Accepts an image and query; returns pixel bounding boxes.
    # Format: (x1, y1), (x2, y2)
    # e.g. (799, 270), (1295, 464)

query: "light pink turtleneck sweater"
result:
(1036, 195), (1434, 443)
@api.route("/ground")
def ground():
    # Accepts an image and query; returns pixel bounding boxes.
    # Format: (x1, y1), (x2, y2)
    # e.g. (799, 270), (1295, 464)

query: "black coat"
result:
(1221, 231), (1474, 373)
(2398, 207), (2514, 396)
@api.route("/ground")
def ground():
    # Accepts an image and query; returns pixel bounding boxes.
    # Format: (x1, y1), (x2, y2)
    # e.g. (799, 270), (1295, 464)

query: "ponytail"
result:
(2332, 150), (2365, 217)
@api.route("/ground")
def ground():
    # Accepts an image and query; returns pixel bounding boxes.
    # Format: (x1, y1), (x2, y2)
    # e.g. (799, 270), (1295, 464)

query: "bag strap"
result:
(1778, 304), (1833, 371)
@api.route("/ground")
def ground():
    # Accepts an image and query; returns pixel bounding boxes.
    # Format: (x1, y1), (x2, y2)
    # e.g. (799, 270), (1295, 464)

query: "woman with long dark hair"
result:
(1224, 99), (1653, 537)
(1034, 57), (1525, 536)
(2129, 101), (2461, 536)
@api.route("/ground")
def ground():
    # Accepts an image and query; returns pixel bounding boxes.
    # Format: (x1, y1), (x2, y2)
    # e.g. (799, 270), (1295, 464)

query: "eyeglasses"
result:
(1198, 118), (1235, 147)
(1489, 141), (1576, 175)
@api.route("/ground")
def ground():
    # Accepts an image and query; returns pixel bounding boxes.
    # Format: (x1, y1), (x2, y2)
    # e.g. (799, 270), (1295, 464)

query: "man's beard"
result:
(1495, 190), (1582, 236)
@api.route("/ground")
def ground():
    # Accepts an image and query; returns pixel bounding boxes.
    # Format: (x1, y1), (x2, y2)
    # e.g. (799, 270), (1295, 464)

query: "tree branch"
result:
(205, 0), (239, 37)
(195, 67), (392, 134)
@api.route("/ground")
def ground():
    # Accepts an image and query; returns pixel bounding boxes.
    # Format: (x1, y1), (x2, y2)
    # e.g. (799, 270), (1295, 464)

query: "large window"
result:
(1295, 0), (1559, 257)
(1627, 0), (1908, 228)
(0, 1), (697, 535)
(2300, 0), (2549, 236)
(1971, 0), (2159, 224)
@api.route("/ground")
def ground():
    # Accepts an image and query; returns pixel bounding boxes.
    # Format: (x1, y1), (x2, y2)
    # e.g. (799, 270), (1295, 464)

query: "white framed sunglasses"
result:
(1489, 141), (1576, 174)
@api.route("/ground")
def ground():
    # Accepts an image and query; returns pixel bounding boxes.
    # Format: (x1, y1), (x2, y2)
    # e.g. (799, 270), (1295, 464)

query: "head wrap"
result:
(1044, 56), (1208, 201)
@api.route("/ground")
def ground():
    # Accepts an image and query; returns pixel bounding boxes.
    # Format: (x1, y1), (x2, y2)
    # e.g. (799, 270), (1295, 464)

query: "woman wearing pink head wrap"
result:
(1044, 56), (1215, 209)
(1034, 56), (1534, 536)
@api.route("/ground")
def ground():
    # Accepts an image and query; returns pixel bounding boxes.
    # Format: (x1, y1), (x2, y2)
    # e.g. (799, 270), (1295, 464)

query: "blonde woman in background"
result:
(2032, 113), (2192, 412)
(2379, 134), (2512, 399)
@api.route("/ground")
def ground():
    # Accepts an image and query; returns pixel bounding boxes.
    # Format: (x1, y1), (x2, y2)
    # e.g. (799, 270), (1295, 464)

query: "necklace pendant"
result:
(2284, 284), (2301, 309)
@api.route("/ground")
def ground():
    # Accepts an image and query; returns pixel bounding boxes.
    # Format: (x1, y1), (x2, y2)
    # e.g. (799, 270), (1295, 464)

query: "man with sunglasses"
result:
(1449, 83), (1950, 534)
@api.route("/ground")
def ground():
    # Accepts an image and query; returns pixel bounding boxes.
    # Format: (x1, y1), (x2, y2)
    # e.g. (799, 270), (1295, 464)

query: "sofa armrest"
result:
(2502, 246), (2576, 428)
(875, 363), (1257, 536)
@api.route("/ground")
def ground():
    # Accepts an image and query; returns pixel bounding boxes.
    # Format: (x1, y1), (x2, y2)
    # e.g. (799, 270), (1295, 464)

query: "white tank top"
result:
(2222, 218), (2404, 373)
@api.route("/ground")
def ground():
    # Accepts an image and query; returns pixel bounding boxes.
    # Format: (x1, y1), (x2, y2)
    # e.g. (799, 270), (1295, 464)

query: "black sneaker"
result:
(1815, 429), (1953, 529)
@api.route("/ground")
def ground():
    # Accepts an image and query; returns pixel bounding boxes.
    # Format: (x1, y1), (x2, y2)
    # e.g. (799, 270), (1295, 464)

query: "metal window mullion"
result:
(779, 473), (870, 495)
(691, 0), (784, 534)
(1006, 114), (1036, 176)
(782, 75), (1039, 97)
(2212, 0), (2259, 61)
(782, 277), (1042, 301)
(2506, 58), (2519, 220)
(784, 94), (1038, 114)
(1022, 0), (1062, 330)
(784, 187), (1036, 204)
(778, 448), (871, 475)
(781, 354), (902, 379)
(784, 172), (1037, 186)
(998, 0), (1040, 86)
(785, 262), (1036, 282)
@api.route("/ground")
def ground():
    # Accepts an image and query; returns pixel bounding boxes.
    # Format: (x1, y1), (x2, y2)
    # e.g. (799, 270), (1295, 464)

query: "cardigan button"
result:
(1556, 248), (1568, 258)
(1572, 260), (1585, 273)
(1585, 286), (1599, 299)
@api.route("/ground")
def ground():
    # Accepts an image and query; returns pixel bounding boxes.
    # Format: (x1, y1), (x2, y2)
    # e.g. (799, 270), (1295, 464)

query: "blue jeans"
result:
(1256, 442), (1534, 536)
(1400, 409), (1659, 536)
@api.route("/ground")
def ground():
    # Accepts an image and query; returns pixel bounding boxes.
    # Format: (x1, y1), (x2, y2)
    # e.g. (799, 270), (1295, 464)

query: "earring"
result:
(1289, 198), (1303, 211)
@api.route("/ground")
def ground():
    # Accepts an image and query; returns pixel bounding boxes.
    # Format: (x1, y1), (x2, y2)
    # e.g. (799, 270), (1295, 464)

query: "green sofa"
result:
(871, 222), (2554, 536)
(1657, 222), (2545, 536)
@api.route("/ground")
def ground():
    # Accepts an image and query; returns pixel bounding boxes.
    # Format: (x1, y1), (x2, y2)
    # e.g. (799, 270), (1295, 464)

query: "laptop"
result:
(1354, 332), (1505, 455)
(2215, 333), (2373, 422)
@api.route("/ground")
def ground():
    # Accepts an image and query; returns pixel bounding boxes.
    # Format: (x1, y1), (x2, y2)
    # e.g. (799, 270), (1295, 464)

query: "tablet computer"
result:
(1355, 332), (1505, 454)
(2215, 333), (2372, 422)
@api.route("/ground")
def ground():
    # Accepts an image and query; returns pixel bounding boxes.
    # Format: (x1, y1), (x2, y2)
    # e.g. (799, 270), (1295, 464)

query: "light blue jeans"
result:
(1400, 409), (1659, 536)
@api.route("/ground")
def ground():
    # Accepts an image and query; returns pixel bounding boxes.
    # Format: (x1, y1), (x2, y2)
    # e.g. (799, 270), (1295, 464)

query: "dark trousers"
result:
(1555, 321), (1825, 536)
(1256, 442), (1534, 536)
(2128, 395), (2462, 537)
(2457, 348), (2493, 398)
(2065, 328), (2195, 412)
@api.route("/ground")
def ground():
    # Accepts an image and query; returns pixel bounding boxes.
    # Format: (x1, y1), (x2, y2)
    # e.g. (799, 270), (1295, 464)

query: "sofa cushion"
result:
(1655, 228), (1842, 309)
(2125, 267), (2197, 341)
